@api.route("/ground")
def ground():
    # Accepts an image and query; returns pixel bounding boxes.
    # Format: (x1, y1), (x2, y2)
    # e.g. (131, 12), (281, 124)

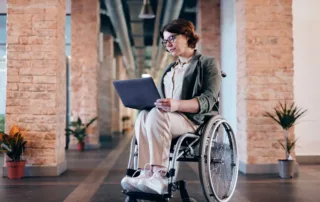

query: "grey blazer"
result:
(159, 51), (222, 125)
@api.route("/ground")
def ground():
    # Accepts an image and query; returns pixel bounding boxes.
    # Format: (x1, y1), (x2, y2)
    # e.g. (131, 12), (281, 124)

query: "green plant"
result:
(0, 126), (27, 162)
(264, 102), (307, 160)
(65, 116), (97, 143)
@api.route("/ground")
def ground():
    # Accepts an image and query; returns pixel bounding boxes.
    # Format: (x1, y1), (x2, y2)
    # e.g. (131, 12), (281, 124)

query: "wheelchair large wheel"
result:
(199, 115), (239, 202)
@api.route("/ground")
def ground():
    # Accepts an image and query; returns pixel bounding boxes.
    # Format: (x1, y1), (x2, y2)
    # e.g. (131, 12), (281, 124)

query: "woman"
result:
(121, 19), (222, 195)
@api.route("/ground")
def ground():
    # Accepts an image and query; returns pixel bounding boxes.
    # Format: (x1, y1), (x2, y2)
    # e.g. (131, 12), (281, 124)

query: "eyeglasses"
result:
(162, 34), (179, 47)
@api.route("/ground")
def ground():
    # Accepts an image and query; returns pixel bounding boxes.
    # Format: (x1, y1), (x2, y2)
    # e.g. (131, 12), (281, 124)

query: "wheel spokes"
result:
(209, 123), (236, 200)
(200, 118), (239, 202)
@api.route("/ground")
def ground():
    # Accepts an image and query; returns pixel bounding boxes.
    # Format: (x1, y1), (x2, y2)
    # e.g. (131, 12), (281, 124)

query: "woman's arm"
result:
(155, 57), (221, 114)
(155, 98), (199, 113)
(176, 98), (199, 113)
(195, 57), (222, 114)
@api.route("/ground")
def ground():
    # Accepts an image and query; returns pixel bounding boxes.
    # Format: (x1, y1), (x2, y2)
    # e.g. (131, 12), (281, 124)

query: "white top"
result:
(163, 61), (190, 99)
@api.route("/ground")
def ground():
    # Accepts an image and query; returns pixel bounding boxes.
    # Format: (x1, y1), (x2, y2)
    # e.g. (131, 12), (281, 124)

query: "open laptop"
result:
(113, 77), (161, 110)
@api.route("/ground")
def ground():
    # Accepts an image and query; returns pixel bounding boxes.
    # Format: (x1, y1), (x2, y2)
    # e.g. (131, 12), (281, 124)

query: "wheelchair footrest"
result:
(122, 190), (172, 201)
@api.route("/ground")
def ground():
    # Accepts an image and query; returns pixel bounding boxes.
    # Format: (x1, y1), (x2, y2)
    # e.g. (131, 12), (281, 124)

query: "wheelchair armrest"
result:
(202, 111), (219, 117)
(194, 111), (219, 135)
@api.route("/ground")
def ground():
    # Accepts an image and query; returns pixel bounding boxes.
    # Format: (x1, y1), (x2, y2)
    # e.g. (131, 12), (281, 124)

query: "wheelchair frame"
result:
(123, 114), (239, 202)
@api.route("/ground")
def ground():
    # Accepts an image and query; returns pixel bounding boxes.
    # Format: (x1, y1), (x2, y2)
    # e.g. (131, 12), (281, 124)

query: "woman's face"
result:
(162, 31), (189, 57)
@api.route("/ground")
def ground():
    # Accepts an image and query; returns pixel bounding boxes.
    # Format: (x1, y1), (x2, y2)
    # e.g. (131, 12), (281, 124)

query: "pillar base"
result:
(296, 155), (320, 164)
(2, 160), (67, 177)
(239, 160), (299, 175)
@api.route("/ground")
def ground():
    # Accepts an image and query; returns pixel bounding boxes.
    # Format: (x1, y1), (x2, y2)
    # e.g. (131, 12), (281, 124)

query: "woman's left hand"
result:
(154, 98), (180, 112)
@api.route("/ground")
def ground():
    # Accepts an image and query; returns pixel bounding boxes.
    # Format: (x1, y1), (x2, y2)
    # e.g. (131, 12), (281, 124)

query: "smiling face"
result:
(162, 31), (190, 57)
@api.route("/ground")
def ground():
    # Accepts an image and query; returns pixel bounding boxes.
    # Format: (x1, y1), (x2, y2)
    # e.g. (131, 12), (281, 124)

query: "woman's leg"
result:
(134, 110), (150, 168)
(121, 110), (152, 192)
(144, 108), (197, 169)
(138, 108), (197, 194)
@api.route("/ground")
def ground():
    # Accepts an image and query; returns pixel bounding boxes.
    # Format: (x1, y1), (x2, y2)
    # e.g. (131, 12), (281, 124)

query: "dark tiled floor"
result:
(1, 134), (320, 202)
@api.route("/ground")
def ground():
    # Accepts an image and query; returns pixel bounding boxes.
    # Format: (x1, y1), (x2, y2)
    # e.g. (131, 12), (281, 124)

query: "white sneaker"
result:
(137, 170), (168, 195)
(121, 166), (152, 192)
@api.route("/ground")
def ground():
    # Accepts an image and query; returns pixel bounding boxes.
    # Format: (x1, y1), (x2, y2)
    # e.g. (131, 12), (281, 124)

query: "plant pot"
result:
(77, 142), (85, 151)
(6, 160), (26, 179)
(278, 159), (295, 178)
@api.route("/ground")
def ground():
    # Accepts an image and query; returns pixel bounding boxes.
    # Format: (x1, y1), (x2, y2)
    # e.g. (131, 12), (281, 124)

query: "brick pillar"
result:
(111, 55), (122, 135)
(197, 0), (221, 61)
(236, 0), (294, 174)
(118, 56), (127, 133)
(98, 35), (114, 138)
(71, 0), (100, 148)
(5, 0), (67, 176)
(118, 64), (134, 134)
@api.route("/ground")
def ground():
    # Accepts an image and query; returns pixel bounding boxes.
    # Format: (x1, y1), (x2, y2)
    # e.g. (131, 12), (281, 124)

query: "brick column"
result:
(71, 0), (100, 148)
(98, 35), (114, 139)
(111, 55), (122, 135)
(236, 0), (294, 174)
(118, 56), (127, 133)
(118, 64), (134, 134)
(197, 0), (221, 61)
(4, 0), (67, 176)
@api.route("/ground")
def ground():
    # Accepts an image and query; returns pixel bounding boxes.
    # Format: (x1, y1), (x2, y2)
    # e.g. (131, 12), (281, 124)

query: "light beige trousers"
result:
(135, 108), (197, 168)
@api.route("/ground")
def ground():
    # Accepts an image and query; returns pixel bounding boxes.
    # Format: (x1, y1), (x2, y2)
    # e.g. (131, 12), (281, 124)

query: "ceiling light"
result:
(139, 0), (155, 19)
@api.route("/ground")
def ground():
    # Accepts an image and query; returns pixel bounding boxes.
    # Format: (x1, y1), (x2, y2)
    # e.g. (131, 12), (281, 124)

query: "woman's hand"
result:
(154, 98), (180, 112)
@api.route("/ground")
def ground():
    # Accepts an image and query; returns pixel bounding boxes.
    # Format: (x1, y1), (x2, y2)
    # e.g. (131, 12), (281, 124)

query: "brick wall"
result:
(6, 0), (66, 167)
(71, 0), (100, 146)
(236, 0), (294, 164)
(197, 0), (221, 61)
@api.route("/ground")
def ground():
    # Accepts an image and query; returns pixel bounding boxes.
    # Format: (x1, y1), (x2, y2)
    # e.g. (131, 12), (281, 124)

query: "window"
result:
(0, 14), (6, 132)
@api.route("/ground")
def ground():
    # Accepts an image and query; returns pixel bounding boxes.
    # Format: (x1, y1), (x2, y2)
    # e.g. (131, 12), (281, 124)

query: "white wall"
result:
(293, 0), (320, 156)
(220, 0), (237, 133)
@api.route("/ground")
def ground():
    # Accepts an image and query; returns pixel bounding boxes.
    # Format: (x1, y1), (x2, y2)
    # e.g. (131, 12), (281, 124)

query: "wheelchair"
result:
(123, 72), (239, 202)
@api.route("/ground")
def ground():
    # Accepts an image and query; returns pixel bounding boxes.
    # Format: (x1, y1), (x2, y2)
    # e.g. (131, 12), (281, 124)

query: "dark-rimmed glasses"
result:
(161, 34), (179, 47)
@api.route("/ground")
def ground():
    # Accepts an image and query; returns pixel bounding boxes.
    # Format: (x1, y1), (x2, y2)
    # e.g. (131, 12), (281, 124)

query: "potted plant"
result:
(0, 125), (27, 179)
(264, 102), (307, 178)
(65, 116), (97, 151)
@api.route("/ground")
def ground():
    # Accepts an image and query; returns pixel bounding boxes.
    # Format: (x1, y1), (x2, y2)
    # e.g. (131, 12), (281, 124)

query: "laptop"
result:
(113, 77), (161, 110)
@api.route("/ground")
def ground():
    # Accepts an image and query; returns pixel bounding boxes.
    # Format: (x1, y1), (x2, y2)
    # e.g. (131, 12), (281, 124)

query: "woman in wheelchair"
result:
(121, 19), (222, 195)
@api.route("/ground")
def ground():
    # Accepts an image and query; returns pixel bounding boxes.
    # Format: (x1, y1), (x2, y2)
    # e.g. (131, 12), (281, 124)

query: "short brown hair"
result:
(160, 19), (200, 49)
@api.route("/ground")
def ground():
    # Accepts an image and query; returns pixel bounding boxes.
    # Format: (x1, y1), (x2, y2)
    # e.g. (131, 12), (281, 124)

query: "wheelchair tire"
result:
(198, 115), (239, 202)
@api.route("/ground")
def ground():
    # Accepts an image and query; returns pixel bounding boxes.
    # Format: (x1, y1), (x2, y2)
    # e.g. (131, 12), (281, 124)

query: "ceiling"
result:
(100, 0), (197, 77)
(0, 0), (198, 77)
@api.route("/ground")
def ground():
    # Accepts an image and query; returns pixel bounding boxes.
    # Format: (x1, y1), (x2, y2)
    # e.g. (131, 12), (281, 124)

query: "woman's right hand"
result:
(154, 98), (180, 112)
